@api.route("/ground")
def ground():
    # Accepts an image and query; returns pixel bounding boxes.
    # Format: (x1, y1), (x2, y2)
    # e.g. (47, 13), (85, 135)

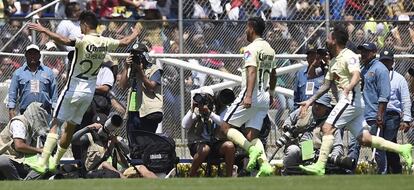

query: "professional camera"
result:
(193, 93), (214, 109)
(130, 43), (152, 65)
(327, 155), (356, 170)
(275, 125), (298, 148)
(97, 114), (123, 139)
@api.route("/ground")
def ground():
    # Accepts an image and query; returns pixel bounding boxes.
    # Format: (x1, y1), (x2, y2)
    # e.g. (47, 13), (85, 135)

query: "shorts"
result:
(223, 89), (268, 131)
(53, 91), (94, 125)
(188, 141), (228, 159)
(325, 97), (364, 137)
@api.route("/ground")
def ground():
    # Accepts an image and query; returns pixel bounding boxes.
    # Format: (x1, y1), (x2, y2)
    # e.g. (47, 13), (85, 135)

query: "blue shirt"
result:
(387, 70), (412, 122)
(361, 59), (391, 121)
(294, 66), (325, 105)
(8, 63), (58, 113)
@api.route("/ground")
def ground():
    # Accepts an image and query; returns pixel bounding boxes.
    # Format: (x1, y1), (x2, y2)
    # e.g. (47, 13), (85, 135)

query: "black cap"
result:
(379, 49), (394, 61)
(357, 42), (377, 51)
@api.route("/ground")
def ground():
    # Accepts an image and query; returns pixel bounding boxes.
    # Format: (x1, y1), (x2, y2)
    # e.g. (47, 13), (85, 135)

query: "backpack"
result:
(129, 130), (178, 173)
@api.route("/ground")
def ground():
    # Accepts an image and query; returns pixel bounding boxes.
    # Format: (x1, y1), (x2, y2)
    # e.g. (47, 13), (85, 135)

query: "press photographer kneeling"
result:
(71, 114), (157, 178)
(182, 87), (236, 177)
(280, 95), (355, 175)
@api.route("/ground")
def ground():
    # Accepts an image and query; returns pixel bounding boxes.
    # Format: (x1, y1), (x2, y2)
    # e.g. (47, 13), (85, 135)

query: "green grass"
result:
(1, 175), (414, 190)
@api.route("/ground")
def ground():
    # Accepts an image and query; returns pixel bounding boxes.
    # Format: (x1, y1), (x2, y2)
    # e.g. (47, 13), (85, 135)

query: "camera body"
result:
(130, 43), (152, 67)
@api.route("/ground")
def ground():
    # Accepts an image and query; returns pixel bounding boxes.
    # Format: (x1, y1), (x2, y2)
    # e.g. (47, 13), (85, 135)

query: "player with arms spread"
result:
(27, 11), (140, 173)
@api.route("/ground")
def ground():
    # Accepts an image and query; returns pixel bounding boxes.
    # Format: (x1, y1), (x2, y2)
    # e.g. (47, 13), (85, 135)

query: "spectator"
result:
(379, 49), (412, 174)
(13, 0), (31, 17)
(391, 14), (414, 53)
(348, 42), (391, 174)
(0, 103), (48, 180)
(268, 0), (287, 19)
(2, 0), (17, 18)
(55, 1), (82, 51)
(347, 27), (365, 52)
(7, 44), (58, 119)
(294, 48), (327, 106)
(0, 57), (20, 82)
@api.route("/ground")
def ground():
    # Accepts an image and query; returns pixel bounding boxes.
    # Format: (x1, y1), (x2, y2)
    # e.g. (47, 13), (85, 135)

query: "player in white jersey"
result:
(209, 17), (276, 177)
(27, 11), (140, 173)
(298, 24), (412, 175)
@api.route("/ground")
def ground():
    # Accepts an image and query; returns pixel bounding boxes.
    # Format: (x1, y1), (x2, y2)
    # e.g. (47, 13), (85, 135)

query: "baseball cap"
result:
(357, 42), (377, 51)
(379, 49), (394, 61)
(199, 86), (214, 96)
(26, 44), (40, 52)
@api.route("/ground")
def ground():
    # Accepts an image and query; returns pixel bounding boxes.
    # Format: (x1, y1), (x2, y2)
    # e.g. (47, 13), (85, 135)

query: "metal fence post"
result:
(178, 0), (186, 157)
(31, 17), (37, 45)
(325, 0), (330, 38)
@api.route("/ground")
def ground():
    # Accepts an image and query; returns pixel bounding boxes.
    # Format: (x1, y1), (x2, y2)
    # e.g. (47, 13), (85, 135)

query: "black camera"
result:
(130, 43), (152, 66)
(275, 125), (298, 148)
(193, 93), (213, 108)
(327, 155), (356, 170)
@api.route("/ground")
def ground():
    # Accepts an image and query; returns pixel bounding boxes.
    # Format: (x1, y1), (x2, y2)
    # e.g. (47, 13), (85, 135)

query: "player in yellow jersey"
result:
(209, 17), (276, 177)
(298, 24), (412, 175)
(27, 11), (140, 173)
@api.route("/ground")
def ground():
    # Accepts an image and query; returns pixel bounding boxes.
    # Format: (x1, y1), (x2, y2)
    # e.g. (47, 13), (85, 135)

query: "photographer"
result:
(71, 114), (157, 178)
(182, 87), (236, 177)
(0, 103), (48, 180)
(281, 95), (352, 174)
(119, 43), (163, 134)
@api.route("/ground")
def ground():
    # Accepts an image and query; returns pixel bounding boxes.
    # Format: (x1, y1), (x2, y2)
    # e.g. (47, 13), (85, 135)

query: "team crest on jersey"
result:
(348, 57), (358, 65)
(244, 51), (251, 60)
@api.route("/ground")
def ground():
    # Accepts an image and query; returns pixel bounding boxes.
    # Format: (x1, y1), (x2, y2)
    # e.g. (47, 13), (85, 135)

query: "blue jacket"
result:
(361, 59), (391, 121)
(8, 63), (58, 113)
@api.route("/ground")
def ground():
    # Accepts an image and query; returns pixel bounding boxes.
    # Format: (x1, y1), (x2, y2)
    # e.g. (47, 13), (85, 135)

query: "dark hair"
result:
(247, 17), (266, 37)
(332, 24), (349, 47)
(65, 2), (79, 18)
(79, 11), (98, 29)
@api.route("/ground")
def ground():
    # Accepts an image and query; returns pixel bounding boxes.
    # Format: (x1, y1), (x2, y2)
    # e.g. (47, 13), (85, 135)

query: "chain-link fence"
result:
(1, 6), (414, 163)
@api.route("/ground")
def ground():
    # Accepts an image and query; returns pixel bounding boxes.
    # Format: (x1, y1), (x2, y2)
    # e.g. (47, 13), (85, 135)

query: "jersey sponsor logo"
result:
(86, 44), (108, 53)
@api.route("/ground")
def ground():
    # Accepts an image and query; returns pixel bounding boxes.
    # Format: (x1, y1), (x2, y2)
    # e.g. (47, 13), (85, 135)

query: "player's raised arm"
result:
(118, 23), (142, 47)
(28, 22), (75, 46)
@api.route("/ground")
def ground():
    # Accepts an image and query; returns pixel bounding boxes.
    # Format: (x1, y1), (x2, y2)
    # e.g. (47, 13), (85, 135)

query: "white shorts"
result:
(325, 97), (364, 137)
(53, 91), (94, 125)
(223, 90), (269, 131)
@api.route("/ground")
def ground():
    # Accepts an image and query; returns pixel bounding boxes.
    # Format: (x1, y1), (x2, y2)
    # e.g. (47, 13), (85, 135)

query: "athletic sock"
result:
(371, 136), (401, 153)
(316, 135), (334, 166)
(52, 144), (68, 164)
(38, 133), (58, 166)
(251, 138), (268, 165)
(227, 128), (252, 151)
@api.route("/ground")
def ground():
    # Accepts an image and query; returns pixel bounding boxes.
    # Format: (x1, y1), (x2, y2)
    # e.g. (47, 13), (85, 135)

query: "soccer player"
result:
(208, 17), (276, 176)
(298, 24), (413, 175)
(27, 11), (140, 173)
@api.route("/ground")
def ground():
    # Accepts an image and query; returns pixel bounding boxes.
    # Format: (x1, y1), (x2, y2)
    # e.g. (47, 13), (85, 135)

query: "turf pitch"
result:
(1, 175), (414, 190)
